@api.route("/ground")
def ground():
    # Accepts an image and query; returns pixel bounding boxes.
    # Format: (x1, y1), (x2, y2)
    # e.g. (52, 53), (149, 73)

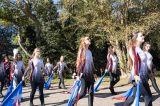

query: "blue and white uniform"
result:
(45, 63), (53, 76)
(12, 60), (25, 89)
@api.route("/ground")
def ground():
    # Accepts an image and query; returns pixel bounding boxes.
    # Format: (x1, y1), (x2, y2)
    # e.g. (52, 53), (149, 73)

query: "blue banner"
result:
(1, 81), (23, 106)
(44, 73), (53, 90)
(2, 78), (14, 101)
(67, 80), (81, 106)
(132, 81), (140, 106)
(94, 71), (108, 92)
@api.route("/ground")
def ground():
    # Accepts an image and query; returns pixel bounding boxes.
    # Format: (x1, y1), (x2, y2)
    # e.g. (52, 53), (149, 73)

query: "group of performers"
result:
(0, 32), (159, 106)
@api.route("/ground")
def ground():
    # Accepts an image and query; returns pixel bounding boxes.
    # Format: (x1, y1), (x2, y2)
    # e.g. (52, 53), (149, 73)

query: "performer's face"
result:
(17, 54), (21, 60)
(145, 44), (151, 51)
(5, 58), (9, 62)
(84, 37), (91, 46)
(112, 47), (116, 52)
(136, 32), (144, 43)
(35, 49), (41, 58)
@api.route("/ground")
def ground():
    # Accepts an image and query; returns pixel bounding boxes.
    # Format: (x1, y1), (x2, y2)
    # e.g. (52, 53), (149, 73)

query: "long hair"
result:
(143, 42), (150, 52)
(128, 32), (139, 69)
(76, 37), (87, 72)
(31, 48), (41, 58)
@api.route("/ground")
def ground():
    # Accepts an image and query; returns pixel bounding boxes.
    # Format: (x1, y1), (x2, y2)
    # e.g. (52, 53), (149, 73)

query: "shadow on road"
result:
(45, 99), (68, 106)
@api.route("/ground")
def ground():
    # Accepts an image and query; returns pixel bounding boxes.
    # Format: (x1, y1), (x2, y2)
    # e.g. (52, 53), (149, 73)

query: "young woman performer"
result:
(124, 32), (152, 106)
(72, 36), (95, 106)
(143, 42), (160, 95)
(12, 52), (25, 89)
(3, 55), (12, 86)
(53, 56), (69, 89)
(0, 56), (5, 97)
(24, 48), (46, 106)
(106, 46), (120, 95)
(45, 57), (53, 76)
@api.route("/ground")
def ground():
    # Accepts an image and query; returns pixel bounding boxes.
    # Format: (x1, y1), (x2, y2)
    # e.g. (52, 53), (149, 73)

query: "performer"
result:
(45, 57), (53, 76)
(0, 56), (5, 97)
(124, 32), (152, 106)
(24, 48), (46, 106)
(106, 45), (120, 95)
(11, 52), (25, 89)
(53, 56), (69, 89)
(72, 36), (95, 106)
(143, 42), (160, 95)
(3, 55), (12, 86)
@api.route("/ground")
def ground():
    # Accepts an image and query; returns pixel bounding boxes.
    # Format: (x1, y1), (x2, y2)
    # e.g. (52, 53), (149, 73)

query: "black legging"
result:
(109, 72), (120, 93)
(124, 81), (152, 106)
(150, 77), (160, 95)
(58, 72), (65, 88)
(30, 81), (44, 105)
(72, 79), (94, 106)
(5, 70), (10, 86)
(0, 80), (5, 95)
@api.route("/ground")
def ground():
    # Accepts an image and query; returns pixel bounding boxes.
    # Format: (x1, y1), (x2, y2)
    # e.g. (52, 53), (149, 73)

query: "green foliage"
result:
(0, 0), (160, 75)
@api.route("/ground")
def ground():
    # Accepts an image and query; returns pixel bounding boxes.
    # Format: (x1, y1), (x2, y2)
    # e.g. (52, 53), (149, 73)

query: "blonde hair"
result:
(76, 37), (87, 72)
(31, 48), (41, 58)
(108, 45), (113, 54)
(128, 32), (139, 69)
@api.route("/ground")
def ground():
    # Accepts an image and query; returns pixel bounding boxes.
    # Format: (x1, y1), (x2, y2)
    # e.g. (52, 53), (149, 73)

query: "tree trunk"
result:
(115, 40), (128, 77)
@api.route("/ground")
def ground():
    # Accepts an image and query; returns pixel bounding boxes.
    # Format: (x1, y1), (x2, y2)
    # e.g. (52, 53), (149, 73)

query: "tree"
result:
(0, 21), (17, 57)
(0, 0), (61, 62)
(60, 0), (160, 74)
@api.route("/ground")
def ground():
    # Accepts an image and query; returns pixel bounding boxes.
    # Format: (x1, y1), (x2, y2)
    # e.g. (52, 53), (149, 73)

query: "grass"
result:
(50, 76), (160, 88)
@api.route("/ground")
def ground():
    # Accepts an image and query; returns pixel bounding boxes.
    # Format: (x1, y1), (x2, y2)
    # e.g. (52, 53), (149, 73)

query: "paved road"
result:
(0, 78), (160, 106)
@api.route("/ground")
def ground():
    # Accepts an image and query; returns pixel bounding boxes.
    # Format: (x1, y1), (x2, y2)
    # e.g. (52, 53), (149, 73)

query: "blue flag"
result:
(94, 71), (108, 92)
(2, 78), (14, 101)
(132, 81), (140, 106)
(1, 81), (23, 106)
(44, 73), (53, 90)
(68, 80), (81, 106)
(112, 87), (133, 101)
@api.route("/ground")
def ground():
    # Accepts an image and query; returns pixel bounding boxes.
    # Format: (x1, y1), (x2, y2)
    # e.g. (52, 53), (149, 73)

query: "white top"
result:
(45, 63), (53, 74)
(107, 54), (118, 74)
(84, 49), (94, 71)
(83, 49), (95, 82)
(129, 47), (148, 81)
(111, 54), (118, 74)
(59, 62), (66, 72)
(26, 58), (45, 80)
(12, 60), (25, 75)
(144, 51), (153, 70)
